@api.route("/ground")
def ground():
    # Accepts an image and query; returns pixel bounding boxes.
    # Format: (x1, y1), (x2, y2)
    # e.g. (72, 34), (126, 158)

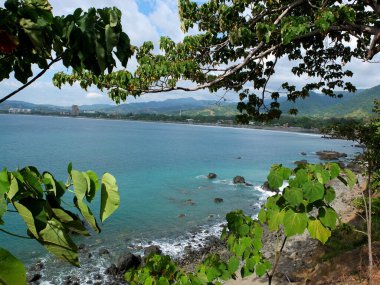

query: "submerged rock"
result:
(301, 152), (307, 156)
(233, 176), (245, 184)
(214, 198), (224, 203)
(178, 213), (186, 218)
(185, 199), (196, 206)
(207, 173), (217, 179)
(245, 182), (253, 186)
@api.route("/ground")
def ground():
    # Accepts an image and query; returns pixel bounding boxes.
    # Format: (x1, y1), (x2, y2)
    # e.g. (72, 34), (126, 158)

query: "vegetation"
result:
(0, 164), (119, 284)
(322, 100), (380, 284)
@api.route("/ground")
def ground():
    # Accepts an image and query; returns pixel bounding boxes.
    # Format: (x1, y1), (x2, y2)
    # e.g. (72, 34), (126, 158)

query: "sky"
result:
(1, 0), (380, 106)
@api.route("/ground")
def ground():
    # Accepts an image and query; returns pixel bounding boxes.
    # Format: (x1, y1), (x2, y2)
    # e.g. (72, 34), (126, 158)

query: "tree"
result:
(322, 100), (380, 285)
(54, 0), (379, 122)
(0, 0), (132, 283)
(0, 0), (134, 103)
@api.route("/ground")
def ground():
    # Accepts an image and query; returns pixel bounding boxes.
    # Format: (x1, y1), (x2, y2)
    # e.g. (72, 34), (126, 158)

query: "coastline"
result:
(0, 113), (321, 135)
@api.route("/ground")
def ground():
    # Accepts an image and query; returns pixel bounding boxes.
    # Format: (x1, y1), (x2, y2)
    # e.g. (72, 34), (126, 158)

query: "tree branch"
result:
(0, 56), (61, 104)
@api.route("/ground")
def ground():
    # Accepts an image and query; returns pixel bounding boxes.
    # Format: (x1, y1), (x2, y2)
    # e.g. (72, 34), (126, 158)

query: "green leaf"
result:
(67, 162), (73, 174)
(39, 219), (79, 266)
(85, 170), (99, 202)
(328, 163), (340, 179)
(7, 174), (19, 200)
(283, 187), (303, 206)
(303, 181), (324, 203)
(258, 208), (266, 224)
(238, 224), (249, 236)
(100, 173), (119, 222)
(0, 169), (10, 195)
(316, 169), (330, 184)
(324, 187), (336, 204)
(0, 247), (26, 285)
(72, 170), (88, 200)
(0, 198), (7, 224)
(308, 219), (331, 244)
(318, 207), (337, 230)
(268, 209), (284, 231)
(13, 201), (39, 238)
(0, 169), (10, 196)
(52, 208), (89, 236)
(283, 209), (308, 236)
(43, 172), (56, 196)
(74, 197), (100, 233)
(228, 256), (239, 274)
(344, 169), (356, 189)
(255, 260), (271, 277)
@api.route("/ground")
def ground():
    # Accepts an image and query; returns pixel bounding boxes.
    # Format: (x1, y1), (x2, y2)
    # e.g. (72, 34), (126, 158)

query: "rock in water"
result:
(116, 253), (142, 274)
(316, 150), (347, 160)
(233, 176), (245, 184)
(214, 198), (224, 203)
(207, 173), (217, 179)
(144, 245), (162, 257)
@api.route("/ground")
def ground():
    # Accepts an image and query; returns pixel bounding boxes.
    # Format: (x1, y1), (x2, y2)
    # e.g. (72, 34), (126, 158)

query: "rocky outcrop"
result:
(233, 176), (245, 184)
(144, 245), (162, 257)
(316, 150), (347, 160)
(207, 173), (217, 179)
(294, 159), (308, 166)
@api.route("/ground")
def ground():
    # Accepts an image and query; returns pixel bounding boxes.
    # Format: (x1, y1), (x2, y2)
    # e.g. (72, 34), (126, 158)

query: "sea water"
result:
(0, 114), (360, 283)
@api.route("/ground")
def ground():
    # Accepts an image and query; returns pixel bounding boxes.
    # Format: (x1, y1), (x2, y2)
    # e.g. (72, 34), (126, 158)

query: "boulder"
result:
(301, 152), (307, 156)
(233, 176), (245, 184)
(144, 245), (162, 257)
(316, 150), (347, 160)
(207, 173), (217, 179)
(245, 182), (253, 186)
(294, 159), (308, 166)
(116, 253), (142, 274)
(214, 198), (224, 203)
(28, 273), (42, 283)
(99, 248), (110, 255)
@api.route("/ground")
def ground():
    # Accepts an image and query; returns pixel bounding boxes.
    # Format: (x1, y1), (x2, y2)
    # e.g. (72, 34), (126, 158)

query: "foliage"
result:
(53, 0), (380, 121)
(0, 0), (134, 103)
(125, 163), (353, 285)
(0, 164), (119, 284)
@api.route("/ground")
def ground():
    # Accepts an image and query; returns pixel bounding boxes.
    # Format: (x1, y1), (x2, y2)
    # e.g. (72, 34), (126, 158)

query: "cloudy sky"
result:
(1, 0), (379, 106)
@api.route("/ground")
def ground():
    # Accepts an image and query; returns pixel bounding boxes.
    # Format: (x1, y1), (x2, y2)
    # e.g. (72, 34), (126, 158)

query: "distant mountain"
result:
(280, 87), (378, 118)
(1, 85), (379, 118)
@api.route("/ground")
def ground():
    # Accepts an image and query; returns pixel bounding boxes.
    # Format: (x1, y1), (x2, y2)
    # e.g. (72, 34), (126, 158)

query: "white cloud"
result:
(86, 92), (102, 98)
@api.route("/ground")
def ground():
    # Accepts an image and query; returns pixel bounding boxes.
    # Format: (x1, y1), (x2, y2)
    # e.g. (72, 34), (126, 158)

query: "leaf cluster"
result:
(0, 0), (133, 84)
(0, 163), (120, 284)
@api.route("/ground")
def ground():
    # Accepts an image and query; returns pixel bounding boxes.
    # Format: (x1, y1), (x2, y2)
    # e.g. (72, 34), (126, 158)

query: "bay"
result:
(0, 114), (359, 283)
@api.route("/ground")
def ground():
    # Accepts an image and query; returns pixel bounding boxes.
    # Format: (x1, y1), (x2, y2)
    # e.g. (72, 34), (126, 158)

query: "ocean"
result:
(0, 114), (360, 283)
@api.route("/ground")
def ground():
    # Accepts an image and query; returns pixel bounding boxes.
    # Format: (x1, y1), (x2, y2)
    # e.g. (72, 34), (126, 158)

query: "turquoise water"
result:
(0, 114), (359, 282)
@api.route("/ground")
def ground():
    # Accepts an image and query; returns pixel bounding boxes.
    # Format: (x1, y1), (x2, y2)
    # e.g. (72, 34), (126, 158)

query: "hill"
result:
(1, 84), (379, 118)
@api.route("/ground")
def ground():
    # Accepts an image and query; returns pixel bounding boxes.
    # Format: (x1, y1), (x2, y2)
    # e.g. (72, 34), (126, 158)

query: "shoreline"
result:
(1, 113), (321, 135)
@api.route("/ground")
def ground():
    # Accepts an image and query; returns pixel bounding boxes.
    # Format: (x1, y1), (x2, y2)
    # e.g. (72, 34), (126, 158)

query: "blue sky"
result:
(1, 0), (379, 106)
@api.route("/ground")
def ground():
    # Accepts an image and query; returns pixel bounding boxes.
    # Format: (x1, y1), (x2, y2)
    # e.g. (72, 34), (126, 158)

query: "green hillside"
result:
(280, 86), (379, 118)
